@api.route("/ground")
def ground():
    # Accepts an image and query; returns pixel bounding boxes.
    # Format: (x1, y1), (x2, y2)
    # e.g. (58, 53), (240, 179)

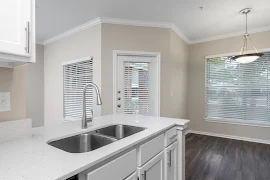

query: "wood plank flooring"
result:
(185, 133), (270, 180)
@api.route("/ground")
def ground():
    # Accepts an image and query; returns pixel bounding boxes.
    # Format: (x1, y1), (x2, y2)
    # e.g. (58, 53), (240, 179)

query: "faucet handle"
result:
(86, 109), (94, 123)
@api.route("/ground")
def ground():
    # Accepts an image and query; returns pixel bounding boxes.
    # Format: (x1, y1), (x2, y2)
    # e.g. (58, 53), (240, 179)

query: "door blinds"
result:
(123, 62), (151, 115)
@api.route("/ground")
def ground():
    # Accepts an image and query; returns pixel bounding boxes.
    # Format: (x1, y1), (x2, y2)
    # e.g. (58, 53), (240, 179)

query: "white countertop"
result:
(0, 114), (189, 180)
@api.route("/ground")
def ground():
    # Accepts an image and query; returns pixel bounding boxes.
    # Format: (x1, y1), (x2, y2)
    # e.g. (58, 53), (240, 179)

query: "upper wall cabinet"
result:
(0, 0), (35, 68)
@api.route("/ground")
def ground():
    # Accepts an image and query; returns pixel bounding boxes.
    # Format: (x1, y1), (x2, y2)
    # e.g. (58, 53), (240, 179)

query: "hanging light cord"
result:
(240, 11), (259, 55)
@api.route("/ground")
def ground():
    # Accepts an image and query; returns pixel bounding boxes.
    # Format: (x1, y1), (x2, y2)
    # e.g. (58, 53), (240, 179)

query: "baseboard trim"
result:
(185, 130), (270, 145)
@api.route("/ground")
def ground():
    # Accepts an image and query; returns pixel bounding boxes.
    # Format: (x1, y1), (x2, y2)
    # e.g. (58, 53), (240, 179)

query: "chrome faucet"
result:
(82, 83), (102, 129)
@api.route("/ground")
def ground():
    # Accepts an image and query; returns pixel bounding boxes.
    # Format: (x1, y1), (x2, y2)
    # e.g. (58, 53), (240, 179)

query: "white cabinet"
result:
(138, 151), (164, 180)
(0, 0), (35, 67)
(85, 150), (137, 180)
(164, 142), (178, 180)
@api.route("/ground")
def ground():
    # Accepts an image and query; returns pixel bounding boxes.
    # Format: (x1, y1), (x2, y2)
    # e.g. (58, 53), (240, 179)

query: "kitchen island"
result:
(0, 114), (189, 180)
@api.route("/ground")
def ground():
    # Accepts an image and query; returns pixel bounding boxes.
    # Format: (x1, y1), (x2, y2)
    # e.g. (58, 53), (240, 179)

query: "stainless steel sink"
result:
(48, 125), (146, 153)
(95, 125), (146, 140)
(48, 132), (117, 153)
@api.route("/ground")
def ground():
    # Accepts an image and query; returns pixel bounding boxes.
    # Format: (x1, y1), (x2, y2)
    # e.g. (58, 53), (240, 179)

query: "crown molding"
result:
(39, 17), (270, 46)
(40, 17), (191, 45)
(100, 17), (172, 29)
(190, 25), (270, 44)
(170, 24), (191, 44)
(43, 17), (101, 45)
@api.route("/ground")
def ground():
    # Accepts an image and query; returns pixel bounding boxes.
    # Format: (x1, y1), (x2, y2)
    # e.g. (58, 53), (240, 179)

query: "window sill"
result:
(204, 118), (270, 128)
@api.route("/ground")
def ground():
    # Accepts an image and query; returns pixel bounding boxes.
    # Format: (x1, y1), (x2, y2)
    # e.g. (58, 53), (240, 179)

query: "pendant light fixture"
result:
(233, 8), (263, 64)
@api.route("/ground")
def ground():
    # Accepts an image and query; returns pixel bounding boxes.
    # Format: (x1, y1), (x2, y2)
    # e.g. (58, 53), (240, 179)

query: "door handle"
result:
(25, 22), (30, 53)
(118, 104), (121, 108)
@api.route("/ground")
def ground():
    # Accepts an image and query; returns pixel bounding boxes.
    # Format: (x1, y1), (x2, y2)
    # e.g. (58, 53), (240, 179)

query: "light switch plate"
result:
(0, 92), (11, 112)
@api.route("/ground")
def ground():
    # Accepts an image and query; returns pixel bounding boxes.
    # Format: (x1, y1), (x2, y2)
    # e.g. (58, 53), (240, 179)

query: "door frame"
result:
(113, 50), (161, 116)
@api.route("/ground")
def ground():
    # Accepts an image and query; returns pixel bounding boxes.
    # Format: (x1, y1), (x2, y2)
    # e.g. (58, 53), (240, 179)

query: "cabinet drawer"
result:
(86, 149), (137, 180)
(164, 127), (177, 147)
(138, 134), (164, 166)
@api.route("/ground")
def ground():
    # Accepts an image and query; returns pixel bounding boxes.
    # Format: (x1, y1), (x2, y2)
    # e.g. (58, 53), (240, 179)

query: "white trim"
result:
(113, 50), (161, 116)
(38, 16), (270, 46)
(190, 25), (270, 44)
(205, 118), (270, 128)
(43, 18), (101, 45)
(40, 17), (190, 45)
(170, 24), (191, 44)
(100, 17), (171, 28)
(61, 56), (93, 66)
(185, 130), (270, 145)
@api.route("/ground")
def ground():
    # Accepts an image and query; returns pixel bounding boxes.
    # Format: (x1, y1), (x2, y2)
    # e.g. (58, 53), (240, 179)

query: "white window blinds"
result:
(206, 52), (270, 125)
(63, 58), (93, 120)
(123, 62), (150, 115)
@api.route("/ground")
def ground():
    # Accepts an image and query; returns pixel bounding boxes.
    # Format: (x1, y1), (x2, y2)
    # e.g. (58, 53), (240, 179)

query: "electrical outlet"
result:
(0, 92), (10, 112)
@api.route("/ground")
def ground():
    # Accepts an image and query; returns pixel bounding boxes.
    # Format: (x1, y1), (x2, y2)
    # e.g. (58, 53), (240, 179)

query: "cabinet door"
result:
(164, 142), (178, 180)
(0, 0), (31, 56)
(138, 151), (164, 180)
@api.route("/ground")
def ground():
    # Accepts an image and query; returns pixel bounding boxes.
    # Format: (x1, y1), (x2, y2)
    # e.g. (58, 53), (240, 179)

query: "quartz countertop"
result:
(0, 114), (189, 180)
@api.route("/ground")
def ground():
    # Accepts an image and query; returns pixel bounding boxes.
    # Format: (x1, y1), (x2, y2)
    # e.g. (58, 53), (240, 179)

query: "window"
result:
(63, 57), (93, 120)
(205, 52), (270, 126)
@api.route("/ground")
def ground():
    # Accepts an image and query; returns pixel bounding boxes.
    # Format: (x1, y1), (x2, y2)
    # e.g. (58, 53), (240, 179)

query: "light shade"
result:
(233, 53), (263, 64)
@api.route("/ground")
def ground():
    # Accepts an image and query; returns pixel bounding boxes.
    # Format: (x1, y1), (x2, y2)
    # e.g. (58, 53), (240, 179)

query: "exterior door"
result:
(164, 142), (178, 180)
(0, 0), (31, 56)
(115, 54), (160, 116)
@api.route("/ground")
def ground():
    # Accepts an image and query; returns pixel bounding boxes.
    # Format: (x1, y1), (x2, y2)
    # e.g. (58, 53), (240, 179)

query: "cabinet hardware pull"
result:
(170, 134), (177, 140)
(167, 150), (172, 167)
(25, 22), (30, 53)
(142, 171), (147, 180)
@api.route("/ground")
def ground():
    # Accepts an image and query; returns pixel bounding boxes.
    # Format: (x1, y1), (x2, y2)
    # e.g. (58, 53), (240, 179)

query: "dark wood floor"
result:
(185, 133), (270, 180)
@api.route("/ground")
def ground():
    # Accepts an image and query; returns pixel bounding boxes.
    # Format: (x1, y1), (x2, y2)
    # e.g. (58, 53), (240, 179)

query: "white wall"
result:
(188, 30), (270, 141)
(0, 67), (26, 122)
(26, 44), (44, 127)
(44, 24), (101, 125)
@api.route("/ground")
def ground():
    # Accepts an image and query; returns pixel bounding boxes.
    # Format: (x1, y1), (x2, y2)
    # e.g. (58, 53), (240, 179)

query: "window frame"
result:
(204, 48), (270, 127)
(62, 56), (101, 122)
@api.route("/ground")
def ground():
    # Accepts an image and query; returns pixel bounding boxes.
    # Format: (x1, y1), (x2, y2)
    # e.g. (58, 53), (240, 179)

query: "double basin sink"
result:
(48, 125), (146, 153)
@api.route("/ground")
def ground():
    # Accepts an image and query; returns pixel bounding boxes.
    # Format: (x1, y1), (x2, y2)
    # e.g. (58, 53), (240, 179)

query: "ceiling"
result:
(36, 0), (270, 44)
